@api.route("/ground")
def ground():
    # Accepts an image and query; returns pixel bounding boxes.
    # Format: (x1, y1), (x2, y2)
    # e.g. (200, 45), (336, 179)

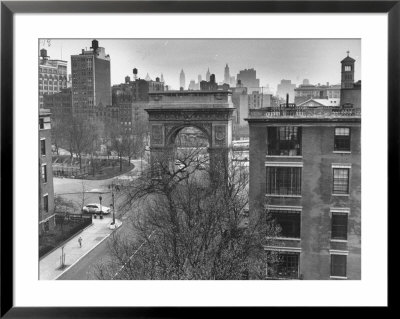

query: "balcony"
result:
(249, 106), (361, 119)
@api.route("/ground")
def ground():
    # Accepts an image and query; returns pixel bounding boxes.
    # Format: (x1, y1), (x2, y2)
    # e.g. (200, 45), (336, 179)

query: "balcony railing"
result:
(249, 106), (361, 118)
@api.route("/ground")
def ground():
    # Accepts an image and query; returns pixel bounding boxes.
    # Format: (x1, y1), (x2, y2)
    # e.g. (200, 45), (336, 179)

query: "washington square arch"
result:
(145, 90), (235, 176)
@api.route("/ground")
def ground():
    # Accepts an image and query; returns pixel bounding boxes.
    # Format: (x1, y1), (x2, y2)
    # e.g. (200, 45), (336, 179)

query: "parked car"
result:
(82, 203), (111, 215)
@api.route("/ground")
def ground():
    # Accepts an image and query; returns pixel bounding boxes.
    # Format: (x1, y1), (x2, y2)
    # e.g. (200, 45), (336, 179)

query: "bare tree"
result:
(68, 116), (102, 169)
(94, 147), (280, 280)
(54, 195), (77, 234)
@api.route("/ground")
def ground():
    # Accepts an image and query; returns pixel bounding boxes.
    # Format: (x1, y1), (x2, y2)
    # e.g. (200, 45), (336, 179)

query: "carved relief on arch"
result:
(164, 123), (213, 146)
(214, 124), (227, 146)
(151, 124), (164, 146)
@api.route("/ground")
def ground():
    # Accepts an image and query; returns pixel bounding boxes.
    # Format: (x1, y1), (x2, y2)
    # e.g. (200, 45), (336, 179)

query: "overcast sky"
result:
(41, 39), (361, 91)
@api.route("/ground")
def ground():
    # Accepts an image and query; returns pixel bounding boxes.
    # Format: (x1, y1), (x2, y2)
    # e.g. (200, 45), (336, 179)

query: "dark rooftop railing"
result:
(249, 106), (361, 119)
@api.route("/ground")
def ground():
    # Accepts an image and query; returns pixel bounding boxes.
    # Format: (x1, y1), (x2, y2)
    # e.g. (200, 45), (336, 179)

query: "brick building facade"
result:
(246, 54), (361, 280)
(39, 109), (55, 234)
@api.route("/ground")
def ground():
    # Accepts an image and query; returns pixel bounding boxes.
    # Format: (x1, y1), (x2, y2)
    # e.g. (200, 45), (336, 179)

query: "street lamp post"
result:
(112, 192), (115, 225)
(99, 195), (103, 219)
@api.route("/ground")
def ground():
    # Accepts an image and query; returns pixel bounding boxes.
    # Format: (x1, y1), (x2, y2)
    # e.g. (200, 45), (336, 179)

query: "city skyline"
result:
(41, 39), (361, 91)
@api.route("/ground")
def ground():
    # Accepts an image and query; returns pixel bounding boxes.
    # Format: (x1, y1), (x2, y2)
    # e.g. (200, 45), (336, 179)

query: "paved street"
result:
(54, 159), (146, 212)
(39, 216), (121, 280)
(49, 159), (146, 280)
(57, 218), (134, 280)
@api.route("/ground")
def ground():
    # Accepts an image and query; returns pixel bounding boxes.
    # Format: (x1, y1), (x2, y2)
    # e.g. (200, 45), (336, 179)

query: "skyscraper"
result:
(276, 79), (296, 103)
(237, 68), (260, 92)
(224, 64), (230, 84)
(206, 68), (210, 81)
(180, 69), (186, 89)
(71, 39), (111, 116)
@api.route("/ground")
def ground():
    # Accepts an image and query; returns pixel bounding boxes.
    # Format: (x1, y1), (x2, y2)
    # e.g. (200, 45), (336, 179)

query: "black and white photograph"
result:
(38, 38), (361, 281)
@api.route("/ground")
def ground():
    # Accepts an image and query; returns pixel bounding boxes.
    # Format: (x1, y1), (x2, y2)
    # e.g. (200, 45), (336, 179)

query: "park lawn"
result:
(39, 216), (92, 258)
(84, 161), (134, 180)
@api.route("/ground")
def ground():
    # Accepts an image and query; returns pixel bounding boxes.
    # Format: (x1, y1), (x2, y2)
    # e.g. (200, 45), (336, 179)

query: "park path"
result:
(39, 216), (122, 280)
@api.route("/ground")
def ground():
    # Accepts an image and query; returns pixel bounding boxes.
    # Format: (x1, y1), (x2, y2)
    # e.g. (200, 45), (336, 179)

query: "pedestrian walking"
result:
(78, 236), (82, 248)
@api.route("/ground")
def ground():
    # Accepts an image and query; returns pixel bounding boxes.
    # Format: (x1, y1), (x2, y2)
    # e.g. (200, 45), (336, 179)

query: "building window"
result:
(331, 213), (348, 240)
(43, 194), (48, 212)
(269, 210), (301, 238)
(41, 164), (47, 183)
(40, 139), (46, 156)
(331, 254), (347, 277)
(267, 251), (300, 279)
(334, 128), (351, 151)
(344, 65), (352, 72)
(333, 168), (350, 194)
(39, 118), (44, 129)
(267, 127), (301, 156)
(266, 167), (302, 196)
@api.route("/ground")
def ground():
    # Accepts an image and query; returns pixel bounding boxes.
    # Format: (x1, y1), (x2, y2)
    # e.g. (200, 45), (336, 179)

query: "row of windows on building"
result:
(268, 209), (349, 240)
(267, 127), (351, 156)
(39, 79), (67, 84)
(266, 251), (348, 279)
(39, 67), (67, 75)
(266, 165), (351, 196)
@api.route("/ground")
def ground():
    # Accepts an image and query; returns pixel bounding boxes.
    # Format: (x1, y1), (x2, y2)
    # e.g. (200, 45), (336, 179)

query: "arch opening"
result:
(169, 126), (210, 177)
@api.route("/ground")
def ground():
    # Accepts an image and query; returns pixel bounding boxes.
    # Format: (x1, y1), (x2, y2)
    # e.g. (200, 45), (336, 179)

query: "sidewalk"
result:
(39, 216), (122, 280)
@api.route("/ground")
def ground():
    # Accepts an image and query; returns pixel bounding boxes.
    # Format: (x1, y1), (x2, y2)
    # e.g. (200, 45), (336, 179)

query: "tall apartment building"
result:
(236, 68), (260, 92)
(276, 79), (296, 103)
(246, 54), (361, 280)
(39, 109), (55, 234)
(200, 74), (218, 91)
(38, 49), (68, 108)
(110, 76), (164, 132)
(43, 88), (72, 120)
(71, 39), (111, 116)
(248, 91), (272, 109)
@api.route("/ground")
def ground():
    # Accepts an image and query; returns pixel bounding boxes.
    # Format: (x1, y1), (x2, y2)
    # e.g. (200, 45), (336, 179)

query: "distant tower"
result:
(180, 69), (186, 90)
(206, 68), (210, 81)
(133, 68), (138, 80)
(145, 73), (151, 81)
(224, 63), (230, 84)
(210, 74), (216, 84)
(341, 51), (355, 89)
(161, 73), (165, 83)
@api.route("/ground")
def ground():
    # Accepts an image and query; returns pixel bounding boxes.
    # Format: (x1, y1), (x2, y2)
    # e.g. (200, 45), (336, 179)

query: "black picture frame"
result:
(1, 1), (396, 317)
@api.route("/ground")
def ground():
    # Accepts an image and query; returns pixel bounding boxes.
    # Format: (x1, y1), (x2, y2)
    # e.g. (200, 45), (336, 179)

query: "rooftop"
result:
(246, 105), (360, 122)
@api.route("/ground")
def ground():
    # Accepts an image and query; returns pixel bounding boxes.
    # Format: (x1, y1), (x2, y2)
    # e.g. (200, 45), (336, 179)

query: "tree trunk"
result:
(119, 154), (123, 172)
(91, 155), (95, 176)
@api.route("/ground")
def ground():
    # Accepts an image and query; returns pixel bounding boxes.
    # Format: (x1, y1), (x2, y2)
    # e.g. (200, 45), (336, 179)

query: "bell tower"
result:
(341, 51), (356, 89)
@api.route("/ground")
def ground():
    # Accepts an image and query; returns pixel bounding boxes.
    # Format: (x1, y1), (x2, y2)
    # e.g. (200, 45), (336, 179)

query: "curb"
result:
(39, 222), (95, 261)
(54, 222), (124, 280)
